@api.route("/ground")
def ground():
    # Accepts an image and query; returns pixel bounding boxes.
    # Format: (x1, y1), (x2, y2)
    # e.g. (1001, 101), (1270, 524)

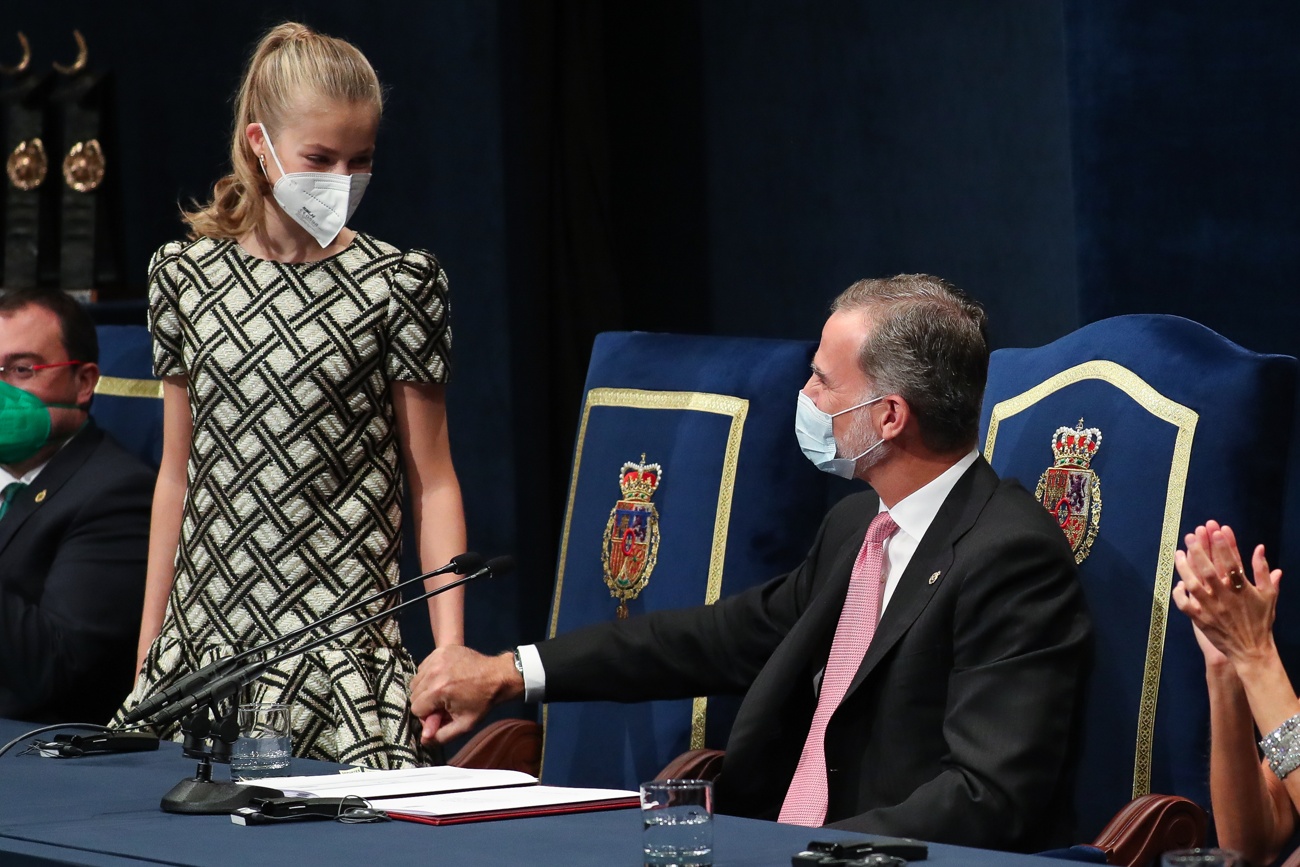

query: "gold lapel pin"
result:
(34, 489), (46, 503)
(928, 571), (940, 585)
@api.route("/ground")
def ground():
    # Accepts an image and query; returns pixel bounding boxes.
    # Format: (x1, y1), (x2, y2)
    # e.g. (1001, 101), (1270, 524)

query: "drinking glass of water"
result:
(640, 778), (713, 867)
(230, 702), (291, 780)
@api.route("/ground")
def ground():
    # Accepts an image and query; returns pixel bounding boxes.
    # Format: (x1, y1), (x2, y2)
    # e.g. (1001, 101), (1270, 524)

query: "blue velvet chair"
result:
(530, 331), (833, 790)
(91, 324), (163, 470)
(978, 314), (1297, 864)
(453, 331), (831, 782)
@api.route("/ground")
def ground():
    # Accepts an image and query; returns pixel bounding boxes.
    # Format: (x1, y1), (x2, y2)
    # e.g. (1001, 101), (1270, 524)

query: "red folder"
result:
(387, 795), (640, 826)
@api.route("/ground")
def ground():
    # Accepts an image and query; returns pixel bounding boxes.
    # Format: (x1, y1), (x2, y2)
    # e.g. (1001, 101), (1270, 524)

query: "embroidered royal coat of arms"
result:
(1035, 419), (1103, 565)
(602, 454), (662, 618)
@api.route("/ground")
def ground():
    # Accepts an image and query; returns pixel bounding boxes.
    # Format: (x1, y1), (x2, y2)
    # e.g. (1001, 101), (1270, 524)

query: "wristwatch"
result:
(512, 648), (524, 675)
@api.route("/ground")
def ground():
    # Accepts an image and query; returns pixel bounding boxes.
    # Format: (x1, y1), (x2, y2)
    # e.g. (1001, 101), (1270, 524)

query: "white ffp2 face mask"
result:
(794, 391), (885, 479)
(260, 124), (371, 248)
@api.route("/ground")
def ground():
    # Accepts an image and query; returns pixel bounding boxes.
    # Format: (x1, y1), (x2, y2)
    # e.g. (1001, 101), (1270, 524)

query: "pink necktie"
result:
(778, 510), (899, 827)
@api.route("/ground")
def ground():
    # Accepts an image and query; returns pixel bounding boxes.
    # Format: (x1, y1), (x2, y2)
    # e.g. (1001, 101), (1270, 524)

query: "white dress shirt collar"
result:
(877, 448), (980, 612)
(0, 456), (54, 488)
(881, 449), (980, 543)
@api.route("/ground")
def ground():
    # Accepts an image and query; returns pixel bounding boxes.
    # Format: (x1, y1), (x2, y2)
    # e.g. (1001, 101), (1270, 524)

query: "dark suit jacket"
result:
(0, 423), (153, 723)
(539, 457), (1091, 852)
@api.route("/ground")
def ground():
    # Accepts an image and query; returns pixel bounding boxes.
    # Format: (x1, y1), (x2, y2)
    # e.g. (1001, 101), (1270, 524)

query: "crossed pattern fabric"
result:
(114, 234), (451, 768)
(779, 510), (898, 826)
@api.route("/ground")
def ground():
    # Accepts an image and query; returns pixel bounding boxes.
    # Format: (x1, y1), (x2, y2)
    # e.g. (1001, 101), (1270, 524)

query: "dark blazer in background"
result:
(539, 457), (1092, 852)
(0, 422), (153, 723)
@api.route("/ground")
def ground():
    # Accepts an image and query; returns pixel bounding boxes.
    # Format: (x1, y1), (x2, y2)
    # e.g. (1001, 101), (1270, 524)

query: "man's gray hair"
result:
(830, 274), (989, 453)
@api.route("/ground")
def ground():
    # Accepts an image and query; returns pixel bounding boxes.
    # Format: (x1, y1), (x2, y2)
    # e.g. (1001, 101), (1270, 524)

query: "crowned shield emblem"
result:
(1035, 419), (1103, 565)
(602, 454), (662, 618)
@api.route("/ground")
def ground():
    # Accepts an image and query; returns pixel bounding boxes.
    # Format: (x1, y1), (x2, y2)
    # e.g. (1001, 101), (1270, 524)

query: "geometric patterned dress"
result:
(113, 233), (450, 768)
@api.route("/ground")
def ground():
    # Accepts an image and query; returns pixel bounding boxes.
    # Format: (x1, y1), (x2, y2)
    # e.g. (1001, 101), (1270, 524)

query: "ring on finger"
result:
(1226, 567), (1245, 591)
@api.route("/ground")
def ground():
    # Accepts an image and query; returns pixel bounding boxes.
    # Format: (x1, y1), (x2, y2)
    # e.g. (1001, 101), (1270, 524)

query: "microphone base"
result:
(160, 777), (281, 815)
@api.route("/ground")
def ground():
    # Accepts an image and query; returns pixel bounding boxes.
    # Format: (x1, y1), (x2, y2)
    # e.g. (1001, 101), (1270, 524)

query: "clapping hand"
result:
(1172, 520), (1281, 667)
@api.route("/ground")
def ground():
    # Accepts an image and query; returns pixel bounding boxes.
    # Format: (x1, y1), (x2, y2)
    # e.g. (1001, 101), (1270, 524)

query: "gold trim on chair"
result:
(94, 375), (163, 399)
(982, 359), (1197, 799)
(543, 387), (749, 772)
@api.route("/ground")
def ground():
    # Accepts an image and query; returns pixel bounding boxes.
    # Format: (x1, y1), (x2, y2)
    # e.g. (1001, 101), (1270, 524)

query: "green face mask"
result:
(0, 379), (80, 465)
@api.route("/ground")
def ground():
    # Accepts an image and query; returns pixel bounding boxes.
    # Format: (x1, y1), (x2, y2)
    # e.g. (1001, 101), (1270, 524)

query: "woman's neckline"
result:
(230, 231), (364, 265)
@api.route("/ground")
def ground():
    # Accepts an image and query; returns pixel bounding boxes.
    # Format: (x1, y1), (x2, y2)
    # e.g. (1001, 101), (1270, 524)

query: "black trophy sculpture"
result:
(1, 32), (51, 291)
(49, 30), (115, 301)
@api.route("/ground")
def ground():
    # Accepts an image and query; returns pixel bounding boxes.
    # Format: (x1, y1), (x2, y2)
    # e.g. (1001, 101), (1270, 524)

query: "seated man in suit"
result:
(0, 289), (153, 723)
(410, 274), (1092, 851)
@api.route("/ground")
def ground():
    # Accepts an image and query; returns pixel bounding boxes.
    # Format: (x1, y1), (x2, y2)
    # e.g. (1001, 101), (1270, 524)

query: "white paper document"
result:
(238, 765), (538, 799)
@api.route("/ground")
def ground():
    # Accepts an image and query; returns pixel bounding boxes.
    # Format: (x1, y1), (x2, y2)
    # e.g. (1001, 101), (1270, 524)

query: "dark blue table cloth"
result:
(0, 718), (1072, 866)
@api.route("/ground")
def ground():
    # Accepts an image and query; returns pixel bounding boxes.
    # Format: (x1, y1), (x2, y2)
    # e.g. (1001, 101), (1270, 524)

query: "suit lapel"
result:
(844, 458), (999, 696)
(0, 425), (102, 556)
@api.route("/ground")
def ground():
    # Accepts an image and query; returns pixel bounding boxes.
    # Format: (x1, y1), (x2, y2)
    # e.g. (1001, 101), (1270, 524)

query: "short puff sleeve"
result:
(147, 241), (188, 378)
(385, 249), (452, 383)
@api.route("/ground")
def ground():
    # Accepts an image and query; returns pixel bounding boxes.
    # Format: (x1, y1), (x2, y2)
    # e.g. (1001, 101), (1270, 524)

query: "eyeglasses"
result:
(0, 361), (84, 383)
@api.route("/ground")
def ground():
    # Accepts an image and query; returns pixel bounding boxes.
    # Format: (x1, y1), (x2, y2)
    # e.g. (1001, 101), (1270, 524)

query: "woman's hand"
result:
(1173, 524), (1231, 670)
(1184, 619), (1231, 670)
(1173, 520), (1281, 669)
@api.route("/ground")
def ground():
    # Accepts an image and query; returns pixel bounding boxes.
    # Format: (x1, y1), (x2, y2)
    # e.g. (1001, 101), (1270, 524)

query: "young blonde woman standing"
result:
(117, 22), (466, 768)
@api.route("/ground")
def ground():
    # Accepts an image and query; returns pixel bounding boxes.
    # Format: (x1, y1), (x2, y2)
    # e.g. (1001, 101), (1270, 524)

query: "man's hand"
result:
(409, 645), (524, 745)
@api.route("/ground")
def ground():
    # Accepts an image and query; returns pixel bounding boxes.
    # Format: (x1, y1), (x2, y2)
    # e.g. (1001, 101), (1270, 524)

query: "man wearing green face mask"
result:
(0, 289), (153, 724)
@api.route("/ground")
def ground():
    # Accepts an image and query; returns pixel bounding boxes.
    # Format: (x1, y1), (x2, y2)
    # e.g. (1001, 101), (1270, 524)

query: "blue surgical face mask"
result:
(794, 391), (885, 479)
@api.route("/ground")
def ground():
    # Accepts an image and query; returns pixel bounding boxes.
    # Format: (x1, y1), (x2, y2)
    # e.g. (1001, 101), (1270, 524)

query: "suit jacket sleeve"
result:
(537, 504), (842, 701)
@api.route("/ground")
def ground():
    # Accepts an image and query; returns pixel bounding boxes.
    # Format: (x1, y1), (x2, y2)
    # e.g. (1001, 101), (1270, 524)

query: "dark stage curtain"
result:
(498, 0), (708, 640)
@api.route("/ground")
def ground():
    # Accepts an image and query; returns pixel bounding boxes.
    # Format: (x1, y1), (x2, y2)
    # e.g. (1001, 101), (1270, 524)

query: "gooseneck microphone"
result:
(143, 556), (516, 729)
(123, 552), (486, 725)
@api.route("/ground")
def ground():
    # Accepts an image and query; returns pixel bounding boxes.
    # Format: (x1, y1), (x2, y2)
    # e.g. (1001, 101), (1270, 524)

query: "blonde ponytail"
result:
(182, 22), (384, 240)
